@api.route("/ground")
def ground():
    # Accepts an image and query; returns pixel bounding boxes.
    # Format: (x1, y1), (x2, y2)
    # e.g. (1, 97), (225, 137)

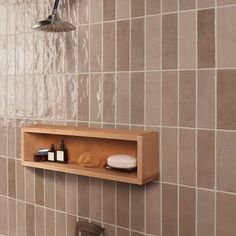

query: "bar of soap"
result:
(107, 155), (137, 169)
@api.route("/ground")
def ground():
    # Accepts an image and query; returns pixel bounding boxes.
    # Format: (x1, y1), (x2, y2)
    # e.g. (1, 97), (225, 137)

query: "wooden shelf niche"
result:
(21, 125), (159, 185)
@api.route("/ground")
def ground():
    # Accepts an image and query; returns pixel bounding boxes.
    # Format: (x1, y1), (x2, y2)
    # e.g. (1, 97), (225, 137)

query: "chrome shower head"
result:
(32, 0), (76, 33)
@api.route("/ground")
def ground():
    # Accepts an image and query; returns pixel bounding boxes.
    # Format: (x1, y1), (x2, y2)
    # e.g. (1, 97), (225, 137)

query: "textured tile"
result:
(90, 24), (102, 72)
(16, 160), (25, 200)
(131, 18), (144, 70)
(117, 20), (130, 71)
(35, 169), (44, 206)
(146, 15), (161, 70)
(0, 196), (7, 234)
(90, 74), (102, 122)
(179, 70), (196, 127)
(179, 129), (196, 186)
(0, 79), (6, 117)
(89, 178), (102, 221)
(180, 0), (196, 10)
(162, 13), (178, 69)
(116, 182), (130, 228)
(162, 184), (177, 236)
(179, 11), (197, 69)
(217, 6), (236, 67)
(146, 72), (161, 126)
(26, 204), (35, 236)
(0, 157), (7, 195)
(25, 33), (33, 75)
(103, 0), (115, 21)
(67, 215), (77, 236)
(197, 190), (215, 236)
(162, 71), (178, 126)
(146, 0), (160, 14)
(0, 1), (6, 35)
(197, 130), (215, 189)
(56, 212), (66, 236)
(131, 72), (144, 125)
(117, 228), (130, 236)
(198, 0), (215, 8)
(25, 168), (35, 204)
(116, 0), (130, 19)
(146, 182), (161, 235)
(217, 193), (236, 236)
(0, 37), (6, 75)
(131, 185), (145, 232)
(103, 22), (115, 72)
(103, 73), (115, 123)
(56, 172), (66, 211)
(66, 174), (77, 215)
(162, 128), (177, 183)
(90, 0), (102, 23)
(197, 9), (215, 68)
(9, 198), (16, 236)
(103, 180), (115, 224)
(65, 31), (77, 73)
(8, 158), (16, 198)
(217, 69), (236, 130)
(162, 0), (178, 12)
(78, 0), (89, 24)
(217, 0), (236, 5)
(17, 200), (26, 236)
(131, 0), (144, 16)
(197, 70), (215, 129)
(35, 206), (45, 236)
(179, 187), (196, 236)
(78, 176), (89, 218)
(46, 209), (55, 236)
(217, 131), (236, 192)
(45, 170), (54, 209)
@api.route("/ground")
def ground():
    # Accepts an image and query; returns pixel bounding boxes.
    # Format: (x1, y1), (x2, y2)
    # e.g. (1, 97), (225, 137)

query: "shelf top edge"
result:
(21, 124), (158, 138)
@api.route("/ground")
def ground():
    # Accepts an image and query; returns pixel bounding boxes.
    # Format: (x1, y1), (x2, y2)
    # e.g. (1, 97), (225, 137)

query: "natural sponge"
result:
(77, 152), (100, 167)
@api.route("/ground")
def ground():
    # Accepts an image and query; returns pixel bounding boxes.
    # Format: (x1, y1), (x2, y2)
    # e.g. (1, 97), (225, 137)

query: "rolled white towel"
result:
(107, 154), (137, 169)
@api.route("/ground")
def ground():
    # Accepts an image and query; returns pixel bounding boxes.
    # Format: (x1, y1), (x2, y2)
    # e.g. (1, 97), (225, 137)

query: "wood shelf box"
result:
(21, 125), (159, 185)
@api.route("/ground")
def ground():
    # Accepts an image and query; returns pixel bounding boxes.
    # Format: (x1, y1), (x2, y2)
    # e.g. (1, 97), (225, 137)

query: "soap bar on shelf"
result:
(107, 154), (137, 169)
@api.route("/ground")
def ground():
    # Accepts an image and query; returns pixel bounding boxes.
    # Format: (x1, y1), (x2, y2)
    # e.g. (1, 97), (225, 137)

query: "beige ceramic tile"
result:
(146, 15), (161, 70)
(117, 228), (130, 236)
(25, 168), (34, 204)
(35, 169), (44, 206)
(146, 0), (161, 14)
(131, 18), (144, 70)
(103, 22), (115, 72)
(131, 185), (145, 232)
(67, 215), (77, 236)
(117, 20), (130, 71)
(162, 14), (178, 69)
(116, 182), (130, 228)
(179, 129), (196, 186)
(66, 174), (77, 215)
(131, 72), (144, 125)
(56, 212), (66, 236)
(36, 206), (45, 236)
(26, 204), (35, 236)
(217, 0), (236, 5)
(197, 130), (215, 189)
(217, 193), (236, 236)
(78, 0), (89, 24)
(179, 187), (196, 236)
(179, 70), (196, 127)
(197, 9), (215, 68)
(78, 176), (89, 217)
(217, 131), (236, 192)
(197, 70), (215, 129)
(180, 0), (196, 10)
(217, 69), (236, 130)
(146, 72), (161, 126)
(0, 196), (8, 234)
(162, 71), (178, 126)
(179, 11), (196, 69)
(162, 0), (178, 12)
(0, 157), (7, 195)
(146, 182), (161, 235)
(9, 198), (16, 236)
(103, 73), (115, 123)
(162, 128), (178, 183)
(217, 6), (236, 67)
(103, 0), (115, 21)
(103, 180), (115, 224)
(56, 172), (66, 211)
(116, 0), (130, 19)
(197, 190), (215, 236)
(8, 158), (16, 198)
(198, 0), (215, 8)
(45, 170), (55, 209)
(131, 0), (144, 17)
(89, 0), (102, 23)
(17, 200), (26, 236)
(16, 160), (25, 201)
(162, 184), (177, 236)
(46, 209), (55, 236)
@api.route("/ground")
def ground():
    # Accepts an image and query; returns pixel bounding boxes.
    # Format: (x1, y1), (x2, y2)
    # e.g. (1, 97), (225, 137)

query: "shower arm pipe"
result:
(52, 0), (60, 15)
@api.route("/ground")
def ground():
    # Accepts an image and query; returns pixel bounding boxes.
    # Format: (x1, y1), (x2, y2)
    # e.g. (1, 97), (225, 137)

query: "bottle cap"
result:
(60, 140), (65, 150)
(50, 144), (55, 152)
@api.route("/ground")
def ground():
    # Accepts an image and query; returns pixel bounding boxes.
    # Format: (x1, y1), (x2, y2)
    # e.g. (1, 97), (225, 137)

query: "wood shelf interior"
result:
(21, 125), (159, 185)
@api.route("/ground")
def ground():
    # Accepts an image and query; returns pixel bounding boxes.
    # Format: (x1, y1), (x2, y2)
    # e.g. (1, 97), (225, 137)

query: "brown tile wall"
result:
(0, 0), (236, 235)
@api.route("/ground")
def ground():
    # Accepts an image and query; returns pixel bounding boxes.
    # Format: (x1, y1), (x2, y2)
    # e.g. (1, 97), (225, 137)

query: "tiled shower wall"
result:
(1, 0), (236, 235)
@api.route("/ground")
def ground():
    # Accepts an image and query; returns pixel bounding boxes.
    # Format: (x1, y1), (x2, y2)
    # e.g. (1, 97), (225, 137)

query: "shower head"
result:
(32, 0), (76, 33)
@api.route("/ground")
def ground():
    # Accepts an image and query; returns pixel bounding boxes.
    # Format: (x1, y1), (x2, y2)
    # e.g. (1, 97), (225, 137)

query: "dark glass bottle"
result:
(56, 140), (68, 163)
